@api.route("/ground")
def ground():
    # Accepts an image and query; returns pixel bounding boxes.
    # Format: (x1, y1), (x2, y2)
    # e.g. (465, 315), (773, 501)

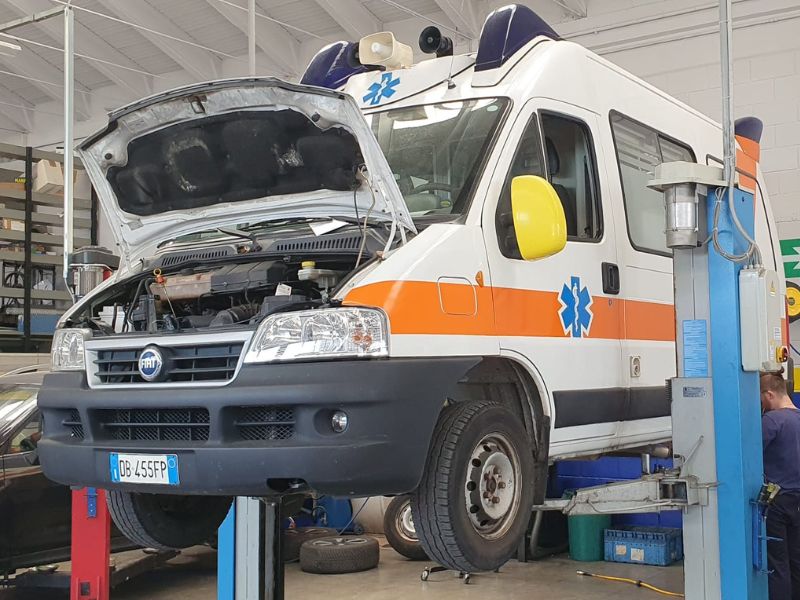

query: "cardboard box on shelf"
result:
(0, 181), (25, 194)
(1, 218), (24, 232)
(33, 161), (92, 200)
(34, 160), (64, 194)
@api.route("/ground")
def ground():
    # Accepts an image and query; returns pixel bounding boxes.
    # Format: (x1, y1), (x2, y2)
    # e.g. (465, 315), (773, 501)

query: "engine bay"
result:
(71, 224), (390, 336)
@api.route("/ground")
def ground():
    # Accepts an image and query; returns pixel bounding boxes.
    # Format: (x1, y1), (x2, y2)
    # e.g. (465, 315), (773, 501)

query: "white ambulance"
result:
(39, 3), (784, 573)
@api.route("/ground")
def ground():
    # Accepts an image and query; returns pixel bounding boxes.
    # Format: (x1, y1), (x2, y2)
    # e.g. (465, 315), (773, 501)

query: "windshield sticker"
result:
(559, 276), (593, 338)
(363, 73), (400, 106)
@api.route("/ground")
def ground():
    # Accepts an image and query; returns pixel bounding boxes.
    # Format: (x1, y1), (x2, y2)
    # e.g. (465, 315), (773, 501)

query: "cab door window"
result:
(540, 113), (603, 242)
(496, 112), (603, 259)
(495, 115), (546, 258)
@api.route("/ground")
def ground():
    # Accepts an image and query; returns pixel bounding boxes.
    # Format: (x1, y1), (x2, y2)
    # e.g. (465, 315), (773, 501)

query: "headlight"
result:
(51, 328), (90, 371)
(244, 308), (389, 363)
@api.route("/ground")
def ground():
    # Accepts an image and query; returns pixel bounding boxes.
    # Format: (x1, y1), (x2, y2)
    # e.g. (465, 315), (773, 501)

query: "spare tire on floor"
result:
(383, 496), (427, 561)
(299, 536), (380, 574)
(282, 527), (336, 562)
(107, 491), (232, 550)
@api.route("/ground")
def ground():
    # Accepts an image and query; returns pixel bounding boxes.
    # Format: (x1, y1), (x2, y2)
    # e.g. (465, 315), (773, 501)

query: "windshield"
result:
(366, 98), (508, 221)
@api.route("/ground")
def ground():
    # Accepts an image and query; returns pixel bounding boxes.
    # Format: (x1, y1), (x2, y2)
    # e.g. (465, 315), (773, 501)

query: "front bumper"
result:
(38, 357), (479, 496)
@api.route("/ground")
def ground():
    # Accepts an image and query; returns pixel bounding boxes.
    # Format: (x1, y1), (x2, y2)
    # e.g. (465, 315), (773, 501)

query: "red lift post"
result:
(70, 488), (111, 600)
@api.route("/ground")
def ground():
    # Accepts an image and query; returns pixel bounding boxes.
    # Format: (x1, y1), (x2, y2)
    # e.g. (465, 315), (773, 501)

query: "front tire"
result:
(107, 491), (232, 550)
(411, 400), (534, 572)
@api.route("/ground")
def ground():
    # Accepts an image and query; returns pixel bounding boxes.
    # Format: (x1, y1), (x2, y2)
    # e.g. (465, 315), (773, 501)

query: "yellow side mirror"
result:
(511, 175), (567, 260)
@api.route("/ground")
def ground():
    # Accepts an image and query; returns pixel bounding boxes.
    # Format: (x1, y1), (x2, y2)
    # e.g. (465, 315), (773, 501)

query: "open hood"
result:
(79, 78), (415, 266)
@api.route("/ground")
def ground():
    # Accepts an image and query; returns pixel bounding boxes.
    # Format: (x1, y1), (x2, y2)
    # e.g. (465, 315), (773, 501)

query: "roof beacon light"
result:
(419, 26), (454, 57)
(475, 3), (560, 72)
(300, 41), (367, 90)
(359, 32), (413, 69)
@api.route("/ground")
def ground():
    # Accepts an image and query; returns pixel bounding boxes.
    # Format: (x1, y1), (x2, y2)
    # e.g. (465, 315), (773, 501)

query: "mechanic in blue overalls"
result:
(761, 369), (800, 600)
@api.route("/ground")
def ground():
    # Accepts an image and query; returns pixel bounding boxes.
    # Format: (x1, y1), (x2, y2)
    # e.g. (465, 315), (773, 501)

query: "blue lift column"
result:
(706, 185), (768, 599)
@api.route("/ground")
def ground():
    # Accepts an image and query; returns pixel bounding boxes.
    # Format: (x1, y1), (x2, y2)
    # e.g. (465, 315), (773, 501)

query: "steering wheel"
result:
(411, 182), (456, 195)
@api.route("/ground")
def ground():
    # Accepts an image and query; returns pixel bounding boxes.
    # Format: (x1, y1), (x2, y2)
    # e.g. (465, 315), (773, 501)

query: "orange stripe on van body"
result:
(344, 280), (675, 342)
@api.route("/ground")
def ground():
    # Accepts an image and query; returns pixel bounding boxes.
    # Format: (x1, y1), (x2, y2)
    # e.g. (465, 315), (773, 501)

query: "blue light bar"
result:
(300, 41), (366, 90)
(734, 116), (764, 143)
(475, 4), (560, 72)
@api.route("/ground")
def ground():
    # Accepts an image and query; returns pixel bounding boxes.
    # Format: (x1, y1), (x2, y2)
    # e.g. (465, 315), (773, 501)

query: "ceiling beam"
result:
(6, 0), (152, 98)
(0, 85), (33, 131)
(206, 0), (300, 76)
(0, 110), (26, 135)
(432, 0), (481, 38)
(313, 0), (381, 40)
(96, 0), (221, 82)
(549, 0), (587, 19)
(0, 49), (91, 119)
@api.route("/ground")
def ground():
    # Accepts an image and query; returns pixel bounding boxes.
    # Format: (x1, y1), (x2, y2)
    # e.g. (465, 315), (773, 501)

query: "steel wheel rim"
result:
(311, 537), (367, 547)
(463, 432), (522, 540)
(394, 499), (417, 543)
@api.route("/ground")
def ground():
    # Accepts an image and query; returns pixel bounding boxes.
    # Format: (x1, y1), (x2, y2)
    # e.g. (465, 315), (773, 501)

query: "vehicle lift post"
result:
(669, 175), (769, 599)
(70, 487), (111, 600)
(218, 496), (283, 600)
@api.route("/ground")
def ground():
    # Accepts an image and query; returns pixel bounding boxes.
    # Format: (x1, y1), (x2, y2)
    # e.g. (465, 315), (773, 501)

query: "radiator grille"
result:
(96, 408), (210, 442)
(94, 343), (243, 384)
(233, 406), (295, 441)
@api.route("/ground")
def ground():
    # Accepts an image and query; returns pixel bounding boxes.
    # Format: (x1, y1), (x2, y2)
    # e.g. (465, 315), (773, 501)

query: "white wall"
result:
(555, 0), (800, 234)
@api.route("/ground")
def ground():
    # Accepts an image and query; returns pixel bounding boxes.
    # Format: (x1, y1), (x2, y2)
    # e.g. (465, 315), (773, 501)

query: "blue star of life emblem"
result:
(558, 276), (593, 338)
(363, 73), (400, 106)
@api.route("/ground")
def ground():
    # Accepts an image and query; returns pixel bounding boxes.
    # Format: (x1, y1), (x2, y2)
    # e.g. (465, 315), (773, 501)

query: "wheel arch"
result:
(452, 355), (551, 504)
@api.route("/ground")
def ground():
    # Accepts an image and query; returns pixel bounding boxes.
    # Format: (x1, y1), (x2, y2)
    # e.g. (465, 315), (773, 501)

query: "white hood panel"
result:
(79, 78), (414, 265)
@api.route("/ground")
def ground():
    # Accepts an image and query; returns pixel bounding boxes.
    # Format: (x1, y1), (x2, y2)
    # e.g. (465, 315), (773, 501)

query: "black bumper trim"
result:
(553, 386), (670, 428)
(38, 357), (480, 496)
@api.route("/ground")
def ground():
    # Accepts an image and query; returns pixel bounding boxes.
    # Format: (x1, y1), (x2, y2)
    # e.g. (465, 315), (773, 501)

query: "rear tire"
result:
(299, 536), (380, 574)
(383, 496), (427, 561)
(411, 400), (534, 573)
(107, 491), (232, 550)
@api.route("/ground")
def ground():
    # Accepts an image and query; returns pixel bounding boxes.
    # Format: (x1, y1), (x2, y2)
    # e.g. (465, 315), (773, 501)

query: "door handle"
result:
(602, 262), (620, 295)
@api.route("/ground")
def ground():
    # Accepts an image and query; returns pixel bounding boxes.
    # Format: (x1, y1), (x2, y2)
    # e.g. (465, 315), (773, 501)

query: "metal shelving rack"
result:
(0, 142), (96, 352)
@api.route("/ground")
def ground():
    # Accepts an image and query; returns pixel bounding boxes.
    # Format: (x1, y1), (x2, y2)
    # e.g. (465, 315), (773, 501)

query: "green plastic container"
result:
(568, 514), (612, 561)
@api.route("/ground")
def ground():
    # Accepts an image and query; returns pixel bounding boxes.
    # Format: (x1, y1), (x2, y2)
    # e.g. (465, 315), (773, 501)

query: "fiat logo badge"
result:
(138, 346), (164, 382)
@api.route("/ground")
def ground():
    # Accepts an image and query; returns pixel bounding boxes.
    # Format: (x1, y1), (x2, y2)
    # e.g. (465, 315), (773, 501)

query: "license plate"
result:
(110, 453), (179, 486)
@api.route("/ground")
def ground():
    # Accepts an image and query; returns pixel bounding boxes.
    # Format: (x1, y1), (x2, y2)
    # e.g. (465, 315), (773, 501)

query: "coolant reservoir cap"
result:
(301, 260), (316, 269)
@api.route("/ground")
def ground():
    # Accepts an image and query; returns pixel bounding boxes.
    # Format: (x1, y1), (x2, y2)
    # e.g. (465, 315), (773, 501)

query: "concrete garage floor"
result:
(2, 536), (684, 600)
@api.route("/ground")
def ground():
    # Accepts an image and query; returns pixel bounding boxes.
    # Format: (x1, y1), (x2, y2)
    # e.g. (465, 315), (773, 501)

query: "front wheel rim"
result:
(463, 432), (522, 540)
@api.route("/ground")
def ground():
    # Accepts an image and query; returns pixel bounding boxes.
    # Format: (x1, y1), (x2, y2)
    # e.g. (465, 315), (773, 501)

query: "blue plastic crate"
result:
(604, 526), (683, 566)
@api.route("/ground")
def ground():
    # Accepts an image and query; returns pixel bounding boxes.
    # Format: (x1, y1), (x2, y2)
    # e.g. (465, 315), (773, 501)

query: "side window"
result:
(540, 113), (603, 242)
(495, 115), (547, 258)
(610, 113), (695, 255)
(8, 412), (40, 454)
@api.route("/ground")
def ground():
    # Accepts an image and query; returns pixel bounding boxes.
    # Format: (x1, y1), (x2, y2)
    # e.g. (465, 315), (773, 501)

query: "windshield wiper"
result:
(215, 227), (262, 252)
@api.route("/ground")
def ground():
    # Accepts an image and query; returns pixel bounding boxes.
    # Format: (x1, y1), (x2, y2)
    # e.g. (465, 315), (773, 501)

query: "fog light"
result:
(331, 411), (348, 433)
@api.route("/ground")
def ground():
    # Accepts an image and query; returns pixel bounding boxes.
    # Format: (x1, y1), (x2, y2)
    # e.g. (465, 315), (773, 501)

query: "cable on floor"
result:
(576, 570), (684, 598)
